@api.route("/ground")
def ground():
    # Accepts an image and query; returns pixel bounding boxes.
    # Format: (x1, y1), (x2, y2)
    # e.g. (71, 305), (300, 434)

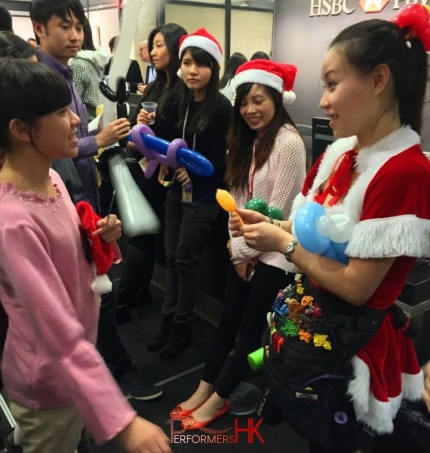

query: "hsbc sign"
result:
(309, 0), (429, 17)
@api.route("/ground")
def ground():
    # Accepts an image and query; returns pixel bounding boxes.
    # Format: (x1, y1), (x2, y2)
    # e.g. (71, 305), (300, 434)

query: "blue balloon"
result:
(331, 241), (349, 264)
(294, 203), (330, 254)
(293, 202), (350, 263)
(128, 124), (214, 179)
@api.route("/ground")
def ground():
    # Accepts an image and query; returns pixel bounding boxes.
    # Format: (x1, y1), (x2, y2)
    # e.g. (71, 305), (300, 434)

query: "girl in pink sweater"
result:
(0, 59), (171, 453)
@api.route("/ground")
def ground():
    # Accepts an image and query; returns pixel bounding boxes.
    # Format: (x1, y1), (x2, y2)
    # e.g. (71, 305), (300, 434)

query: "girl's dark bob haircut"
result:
(0, 59), (71, 123)
(0, 59), (71, 148)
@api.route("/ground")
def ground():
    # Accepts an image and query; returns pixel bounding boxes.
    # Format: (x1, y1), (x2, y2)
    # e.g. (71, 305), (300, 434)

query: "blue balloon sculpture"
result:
(293, 202), (351, 264)
(129, 124), (214, 179)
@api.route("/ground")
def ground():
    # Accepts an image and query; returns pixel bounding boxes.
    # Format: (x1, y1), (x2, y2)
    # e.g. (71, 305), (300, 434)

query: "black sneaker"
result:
(116, 368), (162, 401)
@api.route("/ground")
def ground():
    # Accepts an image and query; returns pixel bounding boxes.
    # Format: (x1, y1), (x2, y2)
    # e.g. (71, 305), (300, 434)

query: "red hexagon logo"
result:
(359, 0), (390, 13)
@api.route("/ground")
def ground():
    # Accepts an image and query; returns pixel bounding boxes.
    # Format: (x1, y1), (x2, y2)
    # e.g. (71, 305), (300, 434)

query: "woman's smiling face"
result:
(239, 84), (275, 138)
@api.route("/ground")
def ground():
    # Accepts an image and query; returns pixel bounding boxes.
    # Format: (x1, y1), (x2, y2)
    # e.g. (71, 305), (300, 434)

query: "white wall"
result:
(273, 0), (430, 149)
(133, 0), (157, 73)
(11, 16), (33, 41)
(87, 8), (120, 52)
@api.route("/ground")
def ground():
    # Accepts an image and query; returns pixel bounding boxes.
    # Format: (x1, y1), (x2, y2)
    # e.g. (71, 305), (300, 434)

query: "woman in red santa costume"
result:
(229, 4), (430, 453)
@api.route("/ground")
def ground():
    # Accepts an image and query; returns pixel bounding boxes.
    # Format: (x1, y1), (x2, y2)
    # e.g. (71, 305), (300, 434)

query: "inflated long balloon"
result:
(216, 189), (244, 227)
(130, 124), (214, 178)
(98, 0), (161, 237)
(108, 154), (160, 237)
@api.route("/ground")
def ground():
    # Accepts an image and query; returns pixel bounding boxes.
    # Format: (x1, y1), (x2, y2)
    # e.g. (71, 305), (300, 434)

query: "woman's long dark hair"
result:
(219, 52), (247, 89)
(139, 23), (187, 110)
(81, 16), (95, 51)
(0, 32), (37, 60)
(225, 84), (300, 192)
(178, 47), (220, 134)
(331, 19), (428, 133)
(0, 59), (71, 149)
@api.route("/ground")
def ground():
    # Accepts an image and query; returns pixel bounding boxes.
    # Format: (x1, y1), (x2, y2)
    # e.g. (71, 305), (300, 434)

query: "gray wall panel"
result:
(273, 0), (430, 149)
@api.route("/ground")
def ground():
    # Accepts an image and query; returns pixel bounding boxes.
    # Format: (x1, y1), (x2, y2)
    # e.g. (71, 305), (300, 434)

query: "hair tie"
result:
(390, 4), (430, 51)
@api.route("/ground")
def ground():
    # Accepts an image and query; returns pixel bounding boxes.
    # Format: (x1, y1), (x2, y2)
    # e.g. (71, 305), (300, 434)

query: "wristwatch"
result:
(285, 239), (298, 263)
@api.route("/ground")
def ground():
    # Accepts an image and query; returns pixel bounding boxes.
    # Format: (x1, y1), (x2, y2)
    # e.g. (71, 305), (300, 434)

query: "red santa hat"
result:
(178, 28), (222, 65)
(76, 201), (114, 295)
(233, 59), (297, 106)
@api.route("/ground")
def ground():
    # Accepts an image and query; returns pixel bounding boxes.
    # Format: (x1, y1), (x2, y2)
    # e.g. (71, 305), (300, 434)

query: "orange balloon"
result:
(216, 189), (237, 212)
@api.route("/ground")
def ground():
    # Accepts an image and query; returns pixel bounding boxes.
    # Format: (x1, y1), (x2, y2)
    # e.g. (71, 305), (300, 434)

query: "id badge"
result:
(138, 157), (149, 173)
(182, 186), (193, 203)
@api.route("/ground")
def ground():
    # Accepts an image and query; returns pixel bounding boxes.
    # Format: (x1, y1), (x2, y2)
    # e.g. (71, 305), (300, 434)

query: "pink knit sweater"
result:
(230, 125), (306, 272)
(0, 170), (136, 444)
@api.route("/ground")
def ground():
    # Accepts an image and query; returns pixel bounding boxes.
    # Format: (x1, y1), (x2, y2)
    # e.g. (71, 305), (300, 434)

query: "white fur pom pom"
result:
(283, 90), (296, 105)
(177, 68), (183, 79)
(91, 274), (112, 295)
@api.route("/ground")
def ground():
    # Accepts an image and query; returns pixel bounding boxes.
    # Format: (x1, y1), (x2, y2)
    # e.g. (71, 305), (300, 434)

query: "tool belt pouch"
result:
(263, 276), (385, 450)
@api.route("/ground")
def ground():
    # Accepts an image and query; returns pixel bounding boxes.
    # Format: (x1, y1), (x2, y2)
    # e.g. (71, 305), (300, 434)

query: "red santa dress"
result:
(289, 126), (430, 434)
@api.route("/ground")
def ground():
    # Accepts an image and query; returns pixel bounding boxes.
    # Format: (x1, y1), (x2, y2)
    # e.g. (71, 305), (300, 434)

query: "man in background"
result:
(137, 39), (156, 93)
(30, 0), (162, 404)
(104, 35), (143, 93)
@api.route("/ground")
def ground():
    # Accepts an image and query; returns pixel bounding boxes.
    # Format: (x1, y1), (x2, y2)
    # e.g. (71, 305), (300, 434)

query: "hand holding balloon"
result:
(292, 202), (354, 264)
(228, 209), (269, 238)
(216, 189), (244, 227)
(129, 124), (214, 179)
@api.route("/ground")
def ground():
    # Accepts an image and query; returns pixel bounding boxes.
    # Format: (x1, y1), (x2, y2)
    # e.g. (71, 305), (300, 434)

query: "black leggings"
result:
(201, 261), (293, 398)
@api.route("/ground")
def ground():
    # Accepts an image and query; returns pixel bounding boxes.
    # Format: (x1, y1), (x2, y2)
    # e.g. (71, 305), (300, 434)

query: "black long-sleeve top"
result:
(169, 93), (232, 204)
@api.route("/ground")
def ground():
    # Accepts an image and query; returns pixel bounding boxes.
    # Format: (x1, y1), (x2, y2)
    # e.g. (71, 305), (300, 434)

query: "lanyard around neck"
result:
(183, 101), (197, 150)
(247, 139), (258, 202)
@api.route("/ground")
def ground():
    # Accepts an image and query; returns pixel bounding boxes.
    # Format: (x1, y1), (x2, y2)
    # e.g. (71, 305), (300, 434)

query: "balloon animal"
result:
(129, 124), (214, 179)
(292, 202), (355, 264)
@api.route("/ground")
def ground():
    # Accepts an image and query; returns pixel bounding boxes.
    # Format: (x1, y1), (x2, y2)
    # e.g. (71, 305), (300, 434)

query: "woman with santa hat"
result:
(146, 29), (233, 360)
(168, 57), (306, 429)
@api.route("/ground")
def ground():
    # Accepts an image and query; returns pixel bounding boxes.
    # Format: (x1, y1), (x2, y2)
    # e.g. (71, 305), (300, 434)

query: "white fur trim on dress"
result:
(347, 355), (424, 434)
(402, 369), (425, 401)
(288, 127), (423, 250)
(348, 355), (400, 434)
(346, 215), (430, 258)
(289, 193), (307, 222)
(233, 70), (283, 93)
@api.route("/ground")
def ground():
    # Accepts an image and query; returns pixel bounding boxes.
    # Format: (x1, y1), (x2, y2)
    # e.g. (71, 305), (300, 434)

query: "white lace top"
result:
(230, 124), (306, 272)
